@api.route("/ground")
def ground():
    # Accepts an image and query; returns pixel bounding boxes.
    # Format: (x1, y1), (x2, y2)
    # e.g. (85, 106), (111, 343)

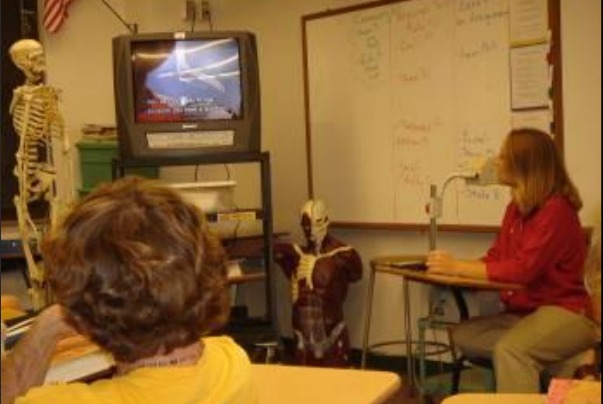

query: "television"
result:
(112, 31), (261, 160)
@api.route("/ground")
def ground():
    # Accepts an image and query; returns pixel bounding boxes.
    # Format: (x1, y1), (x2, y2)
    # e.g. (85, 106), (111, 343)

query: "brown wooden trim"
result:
(549, 0), (564, 153)
(302, 0), (411, 23)
(301, 16), (314, 198)
(332, 222), (593, 238)
(330, 221), (501, 234)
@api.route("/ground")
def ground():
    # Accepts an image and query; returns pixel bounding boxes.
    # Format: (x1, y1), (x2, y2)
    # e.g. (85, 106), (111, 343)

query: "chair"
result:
(416, 313), (457, 396)
(449, 353), (549, 394)
(448, 326), (495, 394)
(450, 357), (495, 394)
(417, 287), (493, 396)
(573, 340), (602, 381)
(449, 335), (602, 393)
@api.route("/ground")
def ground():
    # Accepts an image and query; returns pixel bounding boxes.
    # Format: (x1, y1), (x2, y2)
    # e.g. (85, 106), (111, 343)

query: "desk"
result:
(1, 295), (25, 321)
(45, 363), (401, 403)
(252, 364), (402, 404)
(442, 394), (546, 404)
(361, 255), (523, 393)
(442, 382), (602, 404)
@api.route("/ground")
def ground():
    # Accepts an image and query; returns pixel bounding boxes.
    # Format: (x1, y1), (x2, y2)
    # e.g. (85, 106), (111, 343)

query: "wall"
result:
(40, 0), (601, 349)
(562, 0), (602, 222)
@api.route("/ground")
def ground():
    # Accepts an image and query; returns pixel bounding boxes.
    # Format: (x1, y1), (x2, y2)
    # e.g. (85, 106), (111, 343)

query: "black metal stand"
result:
(112, 152), (280, 353)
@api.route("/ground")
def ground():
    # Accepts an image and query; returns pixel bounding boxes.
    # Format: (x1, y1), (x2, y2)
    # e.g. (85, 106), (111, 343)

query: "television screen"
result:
(132, 38), (243, 124)
(113, 31), (261, 160)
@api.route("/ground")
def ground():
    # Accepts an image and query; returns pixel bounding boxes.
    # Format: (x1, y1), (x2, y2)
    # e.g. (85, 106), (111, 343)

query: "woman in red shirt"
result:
(427, 128), (598, 393)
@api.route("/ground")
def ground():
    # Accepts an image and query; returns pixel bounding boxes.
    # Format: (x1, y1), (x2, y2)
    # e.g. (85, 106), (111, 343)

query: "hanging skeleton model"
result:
(8, 39), (69, 310)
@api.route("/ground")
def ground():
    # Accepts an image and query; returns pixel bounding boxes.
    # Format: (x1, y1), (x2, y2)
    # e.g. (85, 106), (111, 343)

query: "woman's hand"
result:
(427, 251), (489, 280)
(35, 304), (77, 343)
(426, 250), (458, 276)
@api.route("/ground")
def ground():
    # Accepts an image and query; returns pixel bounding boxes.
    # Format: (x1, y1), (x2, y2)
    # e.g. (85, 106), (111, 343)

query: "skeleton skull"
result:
(9, 39), (45, 84)
(300, 200), (330, 253)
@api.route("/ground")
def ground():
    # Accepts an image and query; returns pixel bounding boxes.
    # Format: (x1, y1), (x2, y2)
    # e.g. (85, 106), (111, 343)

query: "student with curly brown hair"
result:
(1, 177), (257, 404)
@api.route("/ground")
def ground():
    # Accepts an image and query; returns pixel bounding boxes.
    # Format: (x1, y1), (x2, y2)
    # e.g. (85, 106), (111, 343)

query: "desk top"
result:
(371, 256), (523, 291)
(252, 364), (402, 404)
(442, 381), (603, 404)
(442, 394), (546, 404)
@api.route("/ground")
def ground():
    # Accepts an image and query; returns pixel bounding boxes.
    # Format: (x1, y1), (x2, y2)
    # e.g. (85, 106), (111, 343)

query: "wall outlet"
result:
(182, 0), (194, 21)
(182, 0), (211, 23)
(199, 0), (211, 22)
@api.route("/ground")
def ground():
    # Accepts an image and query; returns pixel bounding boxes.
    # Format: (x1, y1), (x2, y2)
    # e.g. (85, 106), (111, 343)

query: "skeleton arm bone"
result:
(51, 117), (69, 154)
(45, 87), (69, 154)
(9, 88), (23, 116)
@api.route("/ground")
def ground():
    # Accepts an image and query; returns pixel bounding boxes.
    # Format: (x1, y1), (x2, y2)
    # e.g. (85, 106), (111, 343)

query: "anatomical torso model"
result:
(274, 200), (362, 367)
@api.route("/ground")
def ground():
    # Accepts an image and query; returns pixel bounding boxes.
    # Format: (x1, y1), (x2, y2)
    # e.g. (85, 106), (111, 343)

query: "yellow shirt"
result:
(17, 336), (258, 404)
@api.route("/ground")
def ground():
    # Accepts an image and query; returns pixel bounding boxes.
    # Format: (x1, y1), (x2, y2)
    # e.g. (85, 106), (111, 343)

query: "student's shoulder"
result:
(204, 335), (240, 347)
(203, 336), (250, 361)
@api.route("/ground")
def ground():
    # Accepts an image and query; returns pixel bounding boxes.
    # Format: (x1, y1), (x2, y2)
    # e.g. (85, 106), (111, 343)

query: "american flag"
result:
(43, 0), (74, 33)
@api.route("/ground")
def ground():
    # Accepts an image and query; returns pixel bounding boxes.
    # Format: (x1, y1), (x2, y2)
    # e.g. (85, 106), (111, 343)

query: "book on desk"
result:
(45, 338), (115, 384)
(388, 260), (428, 271)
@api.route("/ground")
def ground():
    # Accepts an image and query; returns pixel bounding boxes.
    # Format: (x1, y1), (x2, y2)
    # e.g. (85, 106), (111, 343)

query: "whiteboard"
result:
(304, 0), (523, 228)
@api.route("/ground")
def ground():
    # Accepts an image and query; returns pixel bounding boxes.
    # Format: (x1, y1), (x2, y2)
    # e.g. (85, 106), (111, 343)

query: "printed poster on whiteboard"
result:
(510, 44), (550, 109)
(509, 0), (549, 45)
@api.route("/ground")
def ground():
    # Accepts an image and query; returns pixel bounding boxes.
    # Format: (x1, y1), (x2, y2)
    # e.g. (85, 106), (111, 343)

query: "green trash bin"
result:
(77, 139), (159, 197)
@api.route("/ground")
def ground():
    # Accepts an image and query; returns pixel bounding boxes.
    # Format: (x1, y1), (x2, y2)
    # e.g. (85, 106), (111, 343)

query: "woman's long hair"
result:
(502, 128), (582, 214)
